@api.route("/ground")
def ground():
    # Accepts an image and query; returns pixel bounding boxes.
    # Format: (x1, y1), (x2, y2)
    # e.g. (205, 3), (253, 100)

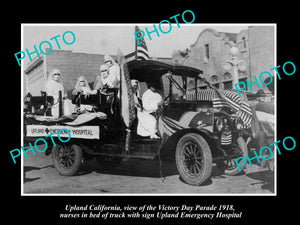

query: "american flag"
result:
(135, 26), (150, 60)
(214, 89), (253, 129)
(173, 87), (253, 129)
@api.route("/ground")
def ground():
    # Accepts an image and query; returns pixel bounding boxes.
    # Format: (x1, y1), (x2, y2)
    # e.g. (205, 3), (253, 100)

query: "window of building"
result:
(223, 72), (232, 80)
(210, 75), (219, 88)
(198, 78), (207, 89)
(204, 44), (209, 59)
(239, 78), (248, 90)
(223, 81), (232, 90)
(238, 70), (247, 78)
(242, 37), (247, 48)
(210, 75), (219, 82)
(213, 83), (219, 88)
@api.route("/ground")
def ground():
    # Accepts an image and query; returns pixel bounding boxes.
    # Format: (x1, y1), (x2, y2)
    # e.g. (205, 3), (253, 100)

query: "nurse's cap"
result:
(104, 54), (114, 63)
(49, 68), (61, 77)
(100, 64), (109, 72)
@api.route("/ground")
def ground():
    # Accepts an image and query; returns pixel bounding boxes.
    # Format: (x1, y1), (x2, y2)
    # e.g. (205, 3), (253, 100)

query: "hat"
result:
(104, 54), (114, 63)
(100, 64), (109, 72)
(131, 79), (139, 86)
(48, 68), (61, 81)
(78, 76), (87, 82)
(49, 68), (60, 77)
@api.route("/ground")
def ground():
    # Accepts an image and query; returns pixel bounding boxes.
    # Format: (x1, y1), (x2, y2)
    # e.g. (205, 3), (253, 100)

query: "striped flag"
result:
(135, 26), (150, 60)
(158, 88), (253, 140)
(158, 115), (189, 137)
(186, 88), (253, 128)
(214, 89), (253, 128)
(221, 131), (233, 145)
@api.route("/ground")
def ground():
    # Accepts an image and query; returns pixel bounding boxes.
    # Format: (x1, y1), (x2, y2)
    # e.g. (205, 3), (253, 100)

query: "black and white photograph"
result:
(4, 6), (298, 224)
(21, 24), (275, 195)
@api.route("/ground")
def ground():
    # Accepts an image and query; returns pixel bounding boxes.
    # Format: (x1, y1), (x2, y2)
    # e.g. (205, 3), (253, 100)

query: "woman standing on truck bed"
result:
(45, 68), (65, 118)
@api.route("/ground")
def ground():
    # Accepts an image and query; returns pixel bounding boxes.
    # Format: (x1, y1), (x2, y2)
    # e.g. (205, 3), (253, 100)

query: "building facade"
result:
(246, 26), (275, 94)
(173, 26), (275, 95)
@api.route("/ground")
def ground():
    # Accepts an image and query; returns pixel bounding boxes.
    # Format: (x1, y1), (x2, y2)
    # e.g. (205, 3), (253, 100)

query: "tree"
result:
(172, 48), (190, 64)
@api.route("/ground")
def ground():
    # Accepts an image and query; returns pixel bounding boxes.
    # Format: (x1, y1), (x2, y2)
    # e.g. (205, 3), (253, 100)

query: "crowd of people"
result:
(45, 55), (163, 139)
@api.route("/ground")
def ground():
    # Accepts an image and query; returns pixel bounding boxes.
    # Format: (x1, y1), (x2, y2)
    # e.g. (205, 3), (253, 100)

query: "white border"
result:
(21, 23), (277, 196)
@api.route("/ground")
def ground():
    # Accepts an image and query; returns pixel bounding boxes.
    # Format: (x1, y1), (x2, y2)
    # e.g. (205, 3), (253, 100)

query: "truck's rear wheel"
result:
(175, 133), (212, 186)
(52, 144), (83, 176)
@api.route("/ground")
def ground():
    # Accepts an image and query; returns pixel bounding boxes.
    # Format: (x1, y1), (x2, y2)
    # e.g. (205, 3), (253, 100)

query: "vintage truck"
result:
(24, 59), (251, 186)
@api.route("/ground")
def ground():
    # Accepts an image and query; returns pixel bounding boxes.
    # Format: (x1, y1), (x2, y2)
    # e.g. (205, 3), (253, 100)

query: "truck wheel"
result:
(175, 133), (212, 186)
(52, 144), (83, 176)
(218, 137), (248, 176)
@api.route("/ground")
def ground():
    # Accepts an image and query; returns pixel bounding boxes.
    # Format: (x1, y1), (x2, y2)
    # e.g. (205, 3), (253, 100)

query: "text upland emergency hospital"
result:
(62, 204), (242, 220)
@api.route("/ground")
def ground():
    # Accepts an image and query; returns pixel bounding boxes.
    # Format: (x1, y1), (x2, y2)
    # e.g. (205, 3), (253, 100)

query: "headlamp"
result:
(234, 117), (244, 130)
(216, 117), (224, 132)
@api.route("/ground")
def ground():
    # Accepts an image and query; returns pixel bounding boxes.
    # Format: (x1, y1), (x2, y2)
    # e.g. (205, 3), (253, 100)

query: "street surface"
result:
(23, 146), (274, 194)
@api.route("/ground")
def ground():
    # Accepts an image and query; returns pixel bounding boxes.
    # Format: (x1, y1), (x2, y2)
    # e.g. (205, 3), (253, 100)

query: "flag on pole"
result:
(125, 26), (150, 61)
(135, 26), (150, 60)
(124, 51), (136, 62)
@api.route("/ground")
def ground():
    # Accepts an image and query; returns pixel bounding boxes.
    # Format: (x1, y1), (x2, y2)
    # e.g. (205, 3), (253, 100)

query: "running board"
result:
(91, 152), (157, 160)
(82, 143), (158, 160)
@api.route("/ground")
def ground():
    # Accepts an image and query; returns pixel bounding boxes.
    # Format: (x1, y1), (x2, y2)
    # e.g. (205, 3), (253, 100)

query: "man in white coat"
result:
(137, 83), (163, 139)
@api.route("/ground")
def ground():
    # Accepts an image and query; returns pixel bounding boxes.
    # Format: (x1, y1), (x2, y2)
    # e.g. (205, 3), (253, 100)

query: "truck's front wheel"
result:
(175, 133), (212, 186)
(52, 144), (83, 176)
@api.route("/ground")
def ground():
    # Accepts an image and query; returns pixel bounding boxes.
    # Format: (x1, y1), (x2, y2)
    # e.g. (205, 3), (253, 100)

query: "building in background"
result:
(246, 26), (275, 95)
(173, 26), (275, 95)
(24, 26), (275, 98)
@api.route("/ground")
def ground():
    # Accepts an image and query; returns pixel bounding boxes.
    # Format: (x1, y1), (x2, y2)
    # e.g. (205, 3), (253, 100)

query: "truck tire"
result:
(52, 144), (83, 176)
(175, 133), (212, 186)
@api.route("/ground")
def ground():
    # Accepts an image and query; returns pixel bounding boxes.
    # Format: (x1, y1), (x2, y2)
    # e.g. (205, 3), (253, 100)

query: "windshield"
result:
(163, 74), (198, 101)
(171, 75), (185, 100)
